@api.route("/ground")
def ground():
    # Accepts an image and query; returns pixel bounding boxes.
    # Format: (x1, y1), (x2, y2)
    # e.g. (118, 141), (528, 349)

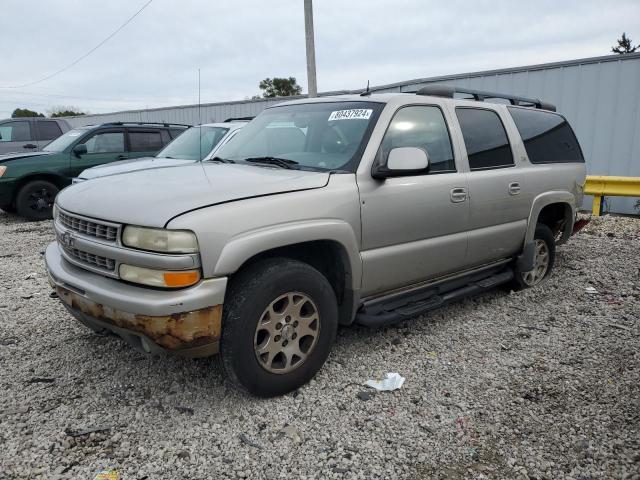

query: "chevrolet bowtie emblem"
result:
(60, 231), (75, 248)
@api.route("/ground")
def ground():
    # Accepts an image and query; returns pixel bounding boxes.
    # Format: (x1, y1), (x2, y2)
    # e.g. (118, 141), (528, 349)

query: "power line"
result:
(0, 0), (154, 89)
(0, 88), (152, 104)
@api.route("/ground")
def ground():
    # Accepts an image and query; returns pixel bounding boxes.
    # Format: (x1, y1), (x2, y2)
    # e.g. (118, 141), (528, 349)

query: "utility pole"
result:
(304, 0), (318, 97)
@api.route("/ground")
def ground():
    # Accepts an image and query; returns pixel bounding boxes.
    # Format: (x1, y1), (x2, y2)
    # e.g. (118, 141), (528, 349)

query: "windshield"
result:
(212, 101), (383, 171)
(43, 128), (89, 152)
(157, 126), (229, 160)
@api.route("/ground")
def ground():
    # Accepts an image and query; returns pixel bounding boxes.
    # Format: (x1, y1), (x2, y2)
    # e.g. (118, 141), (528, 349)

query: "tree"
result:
(11, 108), (44, 118)
(258, 77), (302, 98)
(48, 106), (85, 117)
(611, 32), (638, 54)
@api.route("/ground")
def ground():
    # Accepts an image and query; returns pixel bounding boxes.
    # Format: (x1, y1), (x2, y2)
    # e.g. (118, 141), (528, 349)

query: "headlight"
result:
(0, 166), (6, 178)
(122, 226), (198, 253)
(119, 264), (201, 288)
(52, 204), (59, 221)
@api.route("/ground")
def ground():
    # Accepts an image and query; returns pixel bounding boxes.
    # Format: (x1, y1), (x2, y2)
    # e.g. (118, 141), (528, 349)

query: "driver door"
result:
(358, 105), (469, 296)
(69, 128), (126, 177)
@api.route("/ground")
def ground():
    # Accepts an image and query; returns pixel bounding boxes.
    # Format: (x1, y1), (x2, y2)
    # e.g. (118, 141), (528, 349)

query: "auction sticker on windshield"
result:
(328, 109), (373, 121)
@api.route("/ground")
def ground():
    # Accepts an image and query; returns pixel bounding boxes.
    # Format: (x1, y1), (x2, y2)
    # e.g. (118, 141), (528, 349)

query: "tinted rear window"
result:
(129, 131), (163, 152)
(508, 107), (584, 164)
(455, 108), (514, 170)
(37, 121), (63, 141)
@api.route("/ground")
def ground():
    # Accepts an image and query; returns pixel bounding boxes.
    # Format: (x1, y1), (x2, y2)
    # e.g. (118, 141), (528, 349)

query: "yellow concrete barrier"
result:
(584, 175), (640, 216)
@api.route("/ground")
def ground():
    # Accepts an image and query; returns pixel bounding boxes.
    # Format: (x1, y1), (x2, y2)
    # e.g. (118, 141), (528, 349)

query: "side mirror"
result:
(72, 144), (87, 157)
(372, 147), (429, 179)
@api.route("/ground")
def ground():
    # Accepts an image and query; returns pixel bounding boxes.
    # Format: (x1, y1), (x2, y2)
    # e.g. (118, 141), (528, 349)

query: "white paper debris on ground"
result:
(365, 372), (405, 391)
(585, 286), (599, 294)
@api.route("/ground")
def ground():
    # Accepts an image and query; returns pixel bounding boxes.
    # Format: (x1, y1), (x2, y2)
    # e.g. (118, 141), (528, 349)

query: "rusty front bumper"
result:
(45, 242), (227, 358)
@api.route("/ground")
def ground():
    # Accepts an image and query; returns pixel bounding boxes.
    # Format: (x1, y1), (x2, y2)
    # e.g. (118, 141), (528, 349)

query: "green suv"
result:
(0, 122), (188, 220)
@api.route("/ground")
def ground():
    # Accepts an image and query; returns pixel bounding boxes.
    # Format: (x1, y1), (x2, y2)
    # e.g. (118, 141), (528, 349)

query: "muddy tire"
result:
(511, 224), (555, 290)
(219, 257), (338, 397)
(15, 180), (59, 221)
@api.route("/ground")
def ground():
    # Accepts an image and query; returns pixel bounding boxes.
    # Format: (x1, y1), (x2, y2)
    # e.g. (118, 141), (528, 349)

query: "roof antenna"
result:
(360, 80), (371, 97)
(198, 67), (202, 162)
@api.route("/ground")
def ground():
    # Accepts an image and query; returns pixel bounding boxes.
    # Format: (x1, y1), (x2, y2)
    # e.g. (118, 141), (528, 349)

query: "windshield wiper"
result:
(244, 156), (299, 169)
(209, 156), (235, 163)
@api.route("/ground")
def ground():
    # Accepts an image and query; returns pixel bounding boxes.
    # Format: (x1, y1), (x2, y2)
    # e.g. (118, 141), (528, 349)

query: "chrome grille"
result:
(62, 245), (116, 271)
(59, 211), (118, 241)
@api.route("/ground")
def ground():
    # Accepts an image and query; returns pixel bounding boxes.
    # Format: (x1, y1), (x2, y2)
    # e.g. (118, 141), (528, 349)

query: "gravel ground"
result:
(0, 211), (638, 480)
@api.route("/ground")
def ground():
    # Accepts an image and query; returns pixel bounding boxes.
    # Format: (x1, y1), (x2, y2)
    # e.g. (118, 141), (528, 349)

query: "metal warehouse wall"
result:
(67, 53), (640, 214)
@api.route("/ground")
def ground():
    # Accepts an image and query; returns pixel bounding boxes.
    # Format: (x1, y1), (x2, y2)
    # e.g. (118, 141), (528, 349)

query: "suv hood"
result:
(0, 151), (52, 164)
(79, 157), (195, 180)
(57, 162), (330, 227)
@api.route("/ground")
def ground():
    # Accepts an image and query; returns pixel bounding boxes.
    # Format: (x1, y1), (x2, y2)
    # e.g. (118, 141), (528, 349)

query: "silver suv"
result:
(0, 117), (70, 154)
(45, 86), (586, 396)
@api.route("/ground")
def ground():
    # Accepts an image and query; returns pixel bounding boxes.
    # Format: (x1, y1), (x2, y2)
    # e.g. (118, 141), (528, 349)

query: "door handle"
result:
(23, 144), (37, 149)
(508, 182), (521, 195)
(116, 155), (127, 160)
(450, 187), (467, 203)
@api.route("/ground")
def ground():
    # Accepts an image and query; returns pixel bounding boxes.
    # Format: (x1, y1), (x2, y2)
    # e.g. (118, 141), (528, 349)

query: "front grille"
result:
(59, 211), (118, 242)
(62, 245), (116, 271)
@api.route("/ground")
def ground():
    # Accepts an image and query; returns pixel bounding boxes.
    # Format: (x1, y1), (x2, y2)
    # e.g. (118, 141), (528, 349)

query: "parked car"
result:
(0, 122), (188, 219)
(73, 120), (248, 183)
(0, 117), (71, 154)
(46, 86), (586, 396)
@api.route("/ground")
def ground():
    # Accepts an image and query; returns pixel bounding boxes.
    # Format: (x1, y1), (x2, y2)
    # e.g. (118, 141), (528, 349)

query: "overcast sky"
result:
(0, 0), (638, 117)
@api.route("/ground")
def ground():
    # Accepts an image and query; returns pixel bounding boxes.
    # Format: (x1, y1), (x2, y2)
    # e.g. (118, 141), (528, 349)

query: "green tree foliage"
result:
(258, 77), (303, 98)
(48, 106), (85, 117)
(11, 108), (44, 118)
(612, 32), (638, 54)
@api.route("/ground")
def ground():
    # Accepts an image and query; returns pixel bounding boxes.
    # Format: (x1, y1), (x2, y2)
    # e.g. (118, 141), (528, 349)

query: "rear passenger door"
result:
(127, 129), (165, 159)
(35, 120), (64, 149)
(0, 120), (36, 154)
(455, 107), (529, 266)
(359, 105), (469, 296)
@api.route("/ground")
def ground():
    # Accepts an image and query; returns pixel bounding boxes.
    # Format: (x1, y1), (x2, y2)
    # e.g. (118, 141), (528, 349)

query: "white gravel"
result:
(0, 210), (638, 479)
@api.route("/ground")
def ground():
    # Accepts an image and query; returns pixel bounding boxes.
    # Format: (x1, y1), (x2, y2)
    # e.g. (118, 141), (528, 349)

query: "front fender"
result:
(213, 219), (362, 290)
(526, 191), (576, 244)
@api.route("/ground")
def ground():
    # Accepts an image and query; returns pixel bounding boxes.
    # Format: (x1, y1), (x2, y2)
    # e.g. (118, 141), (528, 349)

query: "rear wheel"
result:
(512, 224), (555, 289)
(219, 258), (338, 397)
(15, 180), (59, 221)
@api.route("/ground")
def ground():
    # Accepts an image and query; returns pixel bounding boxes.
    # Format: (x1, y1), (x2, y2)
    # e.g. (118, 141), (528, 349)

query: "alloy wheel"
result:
(253, 292), (321, 374)
(28, 188), (55, 212)
(522, 239), (550, 286)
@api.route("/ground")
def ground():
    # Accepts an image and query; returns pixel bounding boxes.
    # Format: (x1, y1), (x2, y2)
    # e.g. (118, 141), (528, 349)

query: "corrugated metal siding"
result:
(66, 53), (640, 214)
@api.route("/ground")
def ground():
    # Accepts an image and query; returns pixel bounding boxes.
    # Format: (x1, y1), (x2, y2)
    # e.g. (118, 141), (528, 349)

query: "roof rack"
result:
(100, 121), (192, 128)
(415, 85), (556, 111)
(223, 117), (254, 122)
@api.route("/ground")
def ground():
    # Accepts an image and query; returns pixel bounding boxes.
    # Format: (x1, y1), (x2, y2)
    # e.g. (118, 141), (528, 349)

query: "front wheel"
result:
(15, 180), (59, 221)
(219, 258), (338, 397)
(511, 224), (555, 289)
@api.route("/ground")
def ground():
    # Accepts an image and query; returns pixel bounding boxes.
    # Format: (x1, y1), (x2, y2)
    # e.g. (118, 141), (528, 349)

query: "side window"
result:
(36, 121), (63, 141)
(0, 121), (31, 142)
(129, 131), (163, 152)
(84, 131), (125, 153)
(160, 130), (171, 145)
(507, 107), (584, 164)
(169, 128), (185, 139)
(456, 108), (514, 170)
(379, 106), (455, 173)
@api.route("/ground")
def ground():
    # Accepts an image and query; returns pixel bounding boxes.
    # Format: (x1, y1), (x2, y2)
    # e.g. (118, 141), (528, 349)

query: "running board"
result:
(355, 269), (514, 328)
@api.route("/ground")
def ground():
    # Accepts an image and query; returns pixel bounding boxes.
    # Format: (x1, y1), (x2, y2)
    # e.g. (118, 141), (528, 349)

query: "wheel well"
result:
(231, 240), (355, 325)
(12, 174), (67, 204)
(537, 202), (571, 236)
